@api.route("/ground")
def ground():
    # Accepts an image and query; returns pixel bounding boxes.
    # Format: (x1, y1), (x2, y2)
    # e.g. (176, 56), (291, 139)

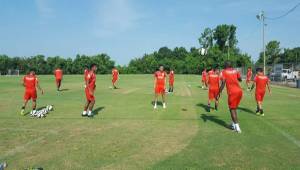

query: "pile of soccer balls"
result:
(30, 105), (54, 118)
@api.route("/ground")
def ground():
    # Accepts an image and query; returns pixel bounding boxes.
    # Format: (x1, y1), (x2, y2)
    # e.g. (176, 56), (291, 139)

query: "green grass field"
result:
(0, 75), (300, 169)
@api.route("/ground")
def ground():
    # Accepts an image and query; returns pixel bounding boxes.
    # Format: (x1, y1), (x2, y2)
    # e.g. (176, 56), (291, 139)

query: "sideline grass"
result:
(0, 75), (299, 169)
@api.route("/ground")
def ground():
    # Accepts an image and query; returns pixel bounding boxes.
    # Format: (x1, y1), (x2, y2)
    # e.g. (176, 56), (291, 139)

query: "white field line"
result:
(261, 119), (300, 148)
(184, 84), (192, 97)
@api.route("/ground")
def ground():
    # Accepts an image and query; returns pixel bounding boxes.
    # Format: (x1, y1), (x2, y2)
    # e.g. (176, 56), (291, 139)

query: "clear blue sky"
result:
(0, 0), (299, 65)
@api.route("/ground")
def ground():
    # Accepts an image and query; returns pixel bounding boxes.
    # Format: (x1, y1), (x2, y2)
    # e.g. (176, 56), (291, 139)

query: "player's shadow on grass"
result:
(59, 88), (69, 91)
(151, 101), (163, 106)
(196, 103), (210, 112)
(93, 107), (105, 115)
(238, 107), (256, 115)
(200, 114), (231, 129)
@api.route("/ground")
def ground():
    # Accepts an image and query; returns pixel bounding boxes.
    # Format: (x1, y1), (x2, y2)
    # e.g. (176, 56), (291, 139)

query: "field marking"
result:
(261, 119), (300, 148)
(122, 88), (140, 94)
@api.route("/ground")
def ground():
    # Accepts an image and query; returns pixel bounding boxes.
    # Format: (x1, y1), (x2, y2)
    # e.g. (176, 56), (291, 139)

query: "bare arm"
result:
(267, 82), (271, 94)
(217, 80), (225, 100)
(37, 82), (44, 94)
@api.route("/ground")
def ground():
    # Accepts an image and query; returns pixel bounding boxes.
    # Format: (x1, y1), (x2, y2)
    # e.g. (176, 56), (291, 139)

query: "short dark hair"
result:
(90, 63), (97, 69)
(256, 67), (263, 73)
(224, 61), (232, 68)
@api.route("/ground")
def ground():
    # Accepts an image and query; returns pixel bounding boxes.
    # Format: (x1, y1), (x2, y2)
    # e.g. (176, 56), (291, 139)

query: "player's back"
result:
(221, 68), (242, 93)
(24, 75), (37, 90)
(55, 69), (63, 78)
(255, 75), (269, 92)
(208, 74), (220, 90)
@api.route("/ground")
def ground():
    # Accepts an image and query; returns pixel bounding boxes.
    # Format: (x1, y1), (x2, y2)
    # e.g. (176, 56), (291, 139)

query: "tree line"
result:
(0, 54), (115, 75)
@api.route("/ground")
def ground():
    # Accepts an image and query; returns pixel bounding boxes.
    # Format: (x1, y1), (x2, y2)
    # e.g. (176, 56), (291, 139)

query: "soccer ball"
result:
(46, 105), (53, 111)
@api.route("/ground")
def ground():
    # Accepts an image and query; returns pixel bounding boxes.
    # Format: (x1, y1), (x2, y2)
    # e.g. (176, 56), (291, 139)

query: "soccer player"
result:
(217, 61), (243, 133)
(201, 68), (207, 89)
(168, 69), (175, 93)
(82, 64), (97, 117)
(154, 66), (167, 109)
(21, 70), (44, 116)
(112, 67), (119, 89)
(207, 68), (220, 112)
(246, 67), (253, 90)
(250, 68), (271, 116)
(54, 67), (63, 91)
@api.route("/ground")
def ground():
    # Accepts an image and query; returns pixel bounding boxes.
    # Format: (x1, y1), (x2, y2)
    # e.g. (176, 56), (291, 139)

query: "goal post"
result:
(6, 69), (20, 76)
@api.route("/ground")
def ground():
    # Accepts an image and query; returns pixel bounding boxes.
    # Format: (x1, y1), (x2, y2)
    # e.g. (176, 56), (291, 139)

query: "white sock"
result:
(88, 110), (92, 116)
(163, 103), (166, 108)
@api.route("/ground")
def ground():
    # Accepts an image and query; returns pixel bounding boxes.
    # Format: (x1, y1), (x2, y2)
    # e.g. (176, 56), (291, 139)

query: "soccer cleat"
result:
(82, 111), (87, 117)
(230, 122), (235, 130)
(235, 124), (242, 133)
(163, 103), (166, 109)
(260, 109), (265, 116)
(207, 104), (210, 112)
(21, 109), (25, 116)
(154, 103), (157, 109)
(87, 111), (93, 117)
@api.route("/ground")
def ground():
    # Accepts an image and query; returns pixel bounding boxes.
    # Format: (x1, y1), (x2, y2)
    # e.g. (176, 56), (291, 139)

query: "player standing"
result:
(168, 69), (175, 93)
(201, 68), (207, 89)
(82, 64), (97, 117)
(250, 68), (271, 116)
(21, 70), (44, 116)
(112, 67), (119, 89)
(217, 62), (243, 133)
(154, 66), (167, 109)
(207, 68), (220, 112)
(54, 67), (63, 91)
(246, 67), (253, 90)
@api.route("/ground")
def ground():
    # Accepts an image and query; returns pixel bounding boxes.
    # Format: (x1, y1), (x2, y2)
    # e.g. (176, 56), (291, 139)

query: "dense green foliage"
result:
(0, 54), (115, 75)
(257, 40), (300, 65)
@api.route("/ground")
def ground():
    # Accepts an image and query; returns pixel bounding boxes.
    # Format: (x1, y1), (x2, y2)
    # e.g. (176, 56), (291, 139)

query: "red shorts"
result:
(209, 89), (219, 100)
(85, 88), (95, 101)
(24, 90), (37, 101)
(112, 77), (118, 83)
(56, 78), (62, 84)
(228, 90), (243, 109)
(202, 78), (206, 83)
(255, 91), (266, 102)
(169, 80), (174, 86)
(155, 85), (165, 94)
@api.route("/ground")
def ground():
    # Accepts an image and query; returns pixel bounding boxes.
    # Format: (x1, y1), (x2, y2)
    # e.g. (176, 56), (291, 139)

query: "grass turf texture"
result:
(0, 75), (299, 169)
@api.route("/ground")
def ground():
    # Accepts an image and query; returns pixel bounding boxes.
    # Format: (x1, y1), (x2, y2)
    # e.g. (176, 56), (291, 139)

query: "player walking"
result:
(168, 69), (175, 93)
(201, 68), (207, 89)
(217, 62), (243, 133)
(154, 66), (167, 109)
(112, 67), (119, 89)
(82, 64), (97, 117)
(54, 67), (63, 91)
(246, 67), (252, 90)
(250, 68), (271, 116)
(21, 70), (44, 116)
(207, 68), (220, 112)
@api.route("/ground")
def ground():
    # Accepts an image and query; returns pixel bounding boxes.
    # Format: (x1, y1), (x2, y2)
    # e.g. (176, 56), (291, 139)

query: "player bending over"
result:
(217, 62), (243, 133)
(250, 68), (271, 116)
(207, 68), (220, 112)
(168, 69), (175, 93)
(21, 70), (44, 116)
(154, 66), (167, 109)
(246, 67), (252, 90)
(82, 64), (97, 117)
(112, 67), (119, 89)
(201, 68), (207, 89)
(54, 67), (63, 91)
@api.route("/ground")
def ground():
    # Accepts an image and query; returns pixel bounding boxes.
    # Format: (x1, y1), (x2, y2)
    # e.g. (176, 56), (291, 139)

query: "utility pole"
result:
(257, 11), (266, 74)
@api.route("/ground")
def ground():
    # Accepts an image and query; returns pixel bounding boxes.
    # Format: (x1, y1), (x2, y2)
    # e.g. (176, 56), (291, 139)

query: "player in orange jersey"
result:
(250, 68), (271, 116)
(21, 70), (44, 115)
